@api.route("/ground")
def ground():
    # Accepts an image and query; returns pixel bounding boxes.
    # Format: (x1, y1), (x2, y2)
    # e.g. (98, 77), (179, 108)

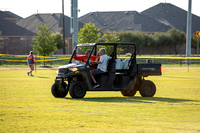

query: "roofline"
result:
(0, 36), (34, 38)
(77, 42), (136, 47)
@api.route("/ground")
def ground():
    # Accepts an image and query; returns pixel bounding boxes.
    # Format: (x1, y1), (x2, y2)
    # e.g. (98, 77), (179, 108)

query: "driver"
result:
(73, 49), (100, 70)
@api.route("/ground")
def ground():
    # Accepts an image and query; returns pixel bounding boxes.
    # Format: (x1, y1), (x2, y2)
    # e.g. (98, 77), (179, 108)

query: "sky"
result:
(0, 0), (200, 18)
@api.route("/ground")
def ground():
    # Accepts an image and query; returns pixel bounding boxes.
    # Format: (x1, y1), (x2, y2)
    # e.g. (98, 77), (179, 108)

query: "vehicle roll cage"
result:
(69, 42), (136, 66)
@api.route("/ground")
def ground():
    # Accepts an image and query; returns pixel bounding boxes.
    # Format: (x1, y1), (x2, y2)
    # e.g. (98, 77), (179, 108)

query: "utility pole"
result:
(186, 0), (192, 65)
(70, 0), (79, 52)
(197, 37), (199, 55)
(62, 0), (66, 54)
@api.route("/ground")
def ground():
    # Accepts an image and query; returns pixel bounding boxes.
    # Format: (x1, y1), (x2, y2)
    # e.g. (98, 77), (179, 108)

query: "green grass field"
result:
(0, 65), (200, 133)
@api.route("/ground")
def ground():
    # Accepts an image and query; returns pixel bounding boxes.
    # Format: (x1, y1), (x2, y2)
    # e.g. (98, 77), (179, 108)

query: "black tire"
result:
(139, 80), (156, 97)
(51, 82), (68, 98)
(121, 89), (137, 97)
(69, 81), (86, 98)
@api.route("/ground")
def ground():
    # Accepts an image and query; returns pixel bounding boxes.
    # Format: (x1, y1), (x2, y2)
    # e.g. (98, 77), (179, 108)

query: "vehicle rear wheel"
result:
(69, 81), (86, 98)
(121, 89), (137, 96)
(139, 80), (156, 97)
(51, 82), (68, 98)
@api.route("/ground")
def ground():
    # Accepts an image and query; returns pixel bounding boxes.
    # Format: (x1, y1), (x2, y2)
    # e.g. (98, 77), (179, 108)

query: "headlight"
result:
(69, 67), (78, 71)
(56, 71), (58, 76)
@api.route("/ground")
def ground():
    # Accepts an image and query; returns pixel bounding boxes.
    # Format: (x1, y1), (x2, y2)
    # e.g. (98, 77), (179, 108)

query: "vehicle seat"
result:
(122, 59), (130, 69)
(116, 59), (123, 70)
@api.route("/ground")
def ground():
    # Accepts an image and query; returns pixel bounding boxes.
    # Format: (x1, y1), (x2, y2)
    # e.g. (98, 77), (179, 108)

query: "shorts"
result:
(91, 69), (105, 75)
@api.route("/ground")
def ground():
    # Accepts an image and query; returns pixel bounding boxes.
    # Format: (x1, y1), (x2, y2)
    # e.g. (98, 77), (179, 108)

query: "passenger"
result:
(73, 49), (100, 70)
(27, 51), (36, 77)
(90, 48), (110, 88)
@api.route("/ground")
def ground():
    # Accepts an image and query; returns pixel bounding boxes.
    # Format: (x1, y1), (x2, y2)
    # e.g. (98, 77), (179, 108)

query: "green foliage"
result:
(31, 25), (57, 66)
(32, 25), (57, 56)
(101, 30), (120, 42)
(118, 29), (187, 54)
(52, 32), (63, 49)
(78, 22), (101, 43)
(118, 31), (142, 44)
(0, 32), (3, 49)
(118, 31), (152, 54)
(191, 34), (200, 49)
(100, 30), (122, 55)
(167, 29), (185, 54)
(153, 32), (172, 54)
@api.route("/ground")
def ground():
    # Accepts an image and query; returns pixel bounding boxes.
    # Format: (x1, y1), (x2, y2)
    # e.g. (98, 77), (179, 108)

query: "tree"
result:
(118, 31), (146, 54)
(153, 32), (172, 54)
(52, 32), (63, 49)
(101, 30), (121, 55)
(101, 30), (120, 43)
(191, 34), (199, 50)
(32, 25), (57, 66)
(167, 29), (185, 55)
(0, 32), (3, 49)
(78, 22), (101, 43)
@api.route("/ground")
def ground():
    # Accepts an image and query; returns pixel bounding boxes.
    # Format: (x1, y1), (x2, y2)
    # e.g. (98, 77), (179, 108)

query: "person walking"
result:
(27, 51), (36, 77)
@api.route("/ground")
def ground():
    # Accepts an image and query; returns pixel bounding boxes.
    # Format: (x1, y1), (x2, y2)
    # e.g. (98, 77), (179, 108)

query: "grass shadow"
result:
(39, 66), (53, 68)
(65, 96), (198, 103)
(35, 76), (49, 79)
(162, 75), (197, 80)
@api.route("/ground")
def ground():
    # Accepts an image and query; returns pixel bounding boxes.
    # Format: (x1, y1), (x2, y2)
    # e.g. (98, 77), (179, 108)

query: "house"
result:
(141, 3), (200, 34)
(17, 13), (84, 54)
(79, 11), (171, 33)
(0, 11), (35, 54)
(17, 13), (83, 39)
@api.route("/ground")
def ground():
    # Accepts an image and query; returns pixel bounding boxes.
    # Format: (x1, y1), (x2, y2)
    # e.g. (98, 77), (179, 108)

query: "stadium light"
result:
(186, 0), (192, 65)
(62, 0), (66, 54)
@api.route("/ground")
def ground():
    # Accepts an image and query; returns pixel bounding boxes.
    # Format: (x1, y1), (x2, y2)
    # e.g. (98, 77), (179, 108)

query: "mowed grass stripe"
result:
(0, 66), (200, 132)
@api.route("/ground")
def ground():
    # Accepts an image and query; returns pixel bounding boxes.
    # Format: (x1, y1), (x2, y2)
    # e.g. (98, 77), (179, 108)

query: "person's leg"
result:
(90, 69), (104, 88)
(90, 71), (97, 83)
(29, 65), (34, 76)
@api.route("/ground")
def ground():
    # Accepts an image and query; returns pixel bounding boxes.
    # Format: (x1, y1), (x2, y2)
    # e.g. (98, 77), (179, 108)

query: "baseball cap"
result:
(86, 49), (91, 53)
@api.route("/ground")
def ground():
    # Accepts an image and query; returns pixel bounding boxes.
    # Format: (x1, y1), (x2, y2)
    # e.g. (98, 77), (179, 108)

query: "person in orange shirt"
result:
(73, 49), (100, 70)
(27, 51), (36, 77)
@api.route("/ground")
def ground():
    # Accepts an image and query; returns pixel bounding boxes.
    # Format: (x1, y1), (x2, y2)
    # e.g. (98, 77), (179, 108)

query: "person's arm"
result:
(74, 53), (86, 62)
(73, 51), (82, 61)
(27, 56), (29, 64)
(33, 56), (36, 64)
(90, 56), (103, 64)
(90, 60), (102, 64)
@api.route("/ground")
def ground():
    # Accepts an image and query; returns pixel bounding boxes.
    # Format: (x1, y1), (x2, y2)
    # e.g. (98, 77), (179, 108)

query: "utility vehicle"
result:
(51, 43), (161, 98)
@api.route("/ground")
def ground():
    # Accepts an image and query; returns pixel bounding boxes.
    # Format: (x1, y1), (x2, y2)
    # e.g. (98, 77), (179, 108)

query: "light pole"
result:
(71, 0), (78, 52)
(186, 0), (192, 65)
(62, 0), (66, 54)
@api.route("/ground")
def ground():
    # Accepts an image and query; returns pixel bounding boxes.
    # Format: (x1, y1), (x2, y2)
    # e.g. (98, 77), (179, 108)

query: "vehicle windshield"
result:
(70, 45), (94, 64)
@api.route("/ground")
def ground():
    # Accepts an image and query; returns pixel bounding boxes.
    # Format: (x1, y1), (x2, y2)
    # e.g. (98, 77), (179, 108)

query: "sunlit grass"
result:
(0, 65), (200, 132)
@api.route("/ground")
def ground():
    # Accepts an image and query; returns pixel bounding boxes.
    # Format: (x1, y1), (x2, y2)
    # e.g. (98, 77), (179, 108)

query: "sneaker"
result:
(93, 83), (100, 88)
(27, 72), (29, 76)
(31, 75), (34, 77)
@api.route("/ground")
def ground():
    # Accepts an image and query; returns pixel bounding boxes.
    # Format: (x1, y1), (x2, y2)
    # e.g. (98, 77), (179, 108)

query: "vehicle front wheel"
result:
(121, 89), (137, 97)
(139, 80), (156, 97)
(69, 81), (86, 98)
(51, 82), (68, 98)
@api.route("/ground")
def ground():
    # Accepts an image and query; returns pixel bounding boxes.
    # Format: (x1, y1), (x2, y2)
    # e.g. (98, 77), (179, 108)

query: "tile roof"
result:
(79, 11), (171, 33)
(0, 11), (34, 37)
(0, 10), (22, 20)
(141, 3), (200, 33)
(17, 13), (83, 38)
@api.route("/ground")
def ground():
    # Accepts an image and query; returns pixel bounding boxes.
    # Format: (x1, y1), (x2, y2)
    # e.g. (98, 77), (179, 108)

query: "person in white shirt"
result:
(90, 48), (110, 88)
